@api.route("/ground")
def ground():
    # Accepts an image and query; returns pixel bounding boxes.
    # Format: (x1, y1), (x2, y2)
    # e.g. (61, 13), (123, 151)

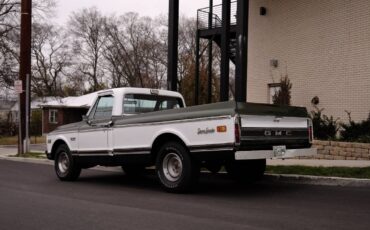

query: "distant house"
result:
(0, 98), (17, 136)
(0, 98), (16, 121)
(10, 97), (58, 123)
(41, 92), (97, 134)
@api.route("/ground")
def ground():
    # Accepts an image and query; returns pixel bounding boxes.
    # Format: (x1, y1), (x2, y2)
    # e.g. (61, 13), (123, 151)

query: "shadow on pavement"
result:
(76, 169), (307, 197)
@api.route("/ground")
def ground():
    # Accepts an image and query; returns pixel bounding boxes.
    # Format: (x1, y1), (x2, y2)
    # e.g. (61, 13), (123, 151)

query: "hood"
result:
(50, 121), (84, 134)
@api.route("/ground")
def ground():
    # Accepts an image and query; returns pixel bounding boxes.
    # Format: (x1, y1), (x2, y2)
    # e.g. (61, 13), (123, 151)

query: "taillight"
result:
(307, 119), (313, 143)
(235, 116), (241, 145)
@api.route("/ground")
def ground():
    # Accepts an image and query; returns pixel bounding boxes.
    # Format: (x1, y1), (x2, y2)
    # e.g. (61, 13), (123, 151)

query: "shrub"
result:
(310, 107), (339, 140)
(0, 119), (17, 136)
(273, 75), (292, 106)
(30, 110), (42, 137)
(340, 112), (370, 143)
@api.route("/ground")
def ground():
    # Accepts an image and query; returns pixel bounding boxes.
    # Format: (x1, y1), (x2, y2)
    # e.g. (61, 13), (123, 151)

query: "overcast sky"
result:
(54, 0), (222, 24)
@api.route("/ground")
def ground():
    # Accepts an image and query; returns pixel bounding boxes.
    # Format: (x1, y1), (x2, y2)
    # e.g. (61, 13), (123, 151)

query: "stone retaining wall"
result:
(308, 140), (370, 160)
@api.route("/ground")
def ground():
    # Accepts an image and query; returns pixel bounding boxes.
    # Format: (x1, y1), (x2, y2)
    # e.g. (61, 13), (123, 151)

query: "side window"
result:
(89, 95), (114, 120)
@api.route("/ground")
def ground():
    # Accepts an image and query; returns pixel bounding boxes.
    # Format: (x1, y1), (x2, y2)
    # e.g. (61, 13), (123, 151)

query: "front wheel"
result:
(156, 142), (199, 193)
(54, 144), (81, 181)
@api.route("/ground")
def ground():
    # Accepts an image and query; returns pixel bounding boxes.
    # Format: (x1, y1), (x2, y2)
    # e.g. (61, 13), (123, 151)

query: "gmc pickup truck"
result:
(46, 87), (316, 192)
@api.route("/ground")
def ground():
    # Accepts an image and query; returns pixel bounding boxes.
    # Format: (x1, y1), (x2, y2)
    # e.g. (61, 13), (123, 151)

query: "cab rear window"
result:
(123, 94), (183, 114)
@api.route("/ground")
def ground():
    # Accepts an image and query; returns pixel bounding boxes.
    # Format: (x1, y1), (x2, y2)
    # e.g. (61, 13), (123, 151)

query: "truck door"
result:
(78, 95), (114, 155)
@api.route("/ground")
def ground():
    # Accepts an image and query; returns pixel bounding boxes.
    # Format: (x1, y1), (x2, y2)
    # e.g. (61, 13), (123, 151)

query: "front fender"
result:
(47, 134), (73, 157)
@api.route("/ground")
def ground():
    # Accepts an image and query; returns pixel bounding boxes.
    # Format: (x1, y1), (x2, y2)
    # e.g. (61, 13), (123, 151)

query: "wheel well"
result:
(151, 133), (187, 161)
(50, 140), (67, 160)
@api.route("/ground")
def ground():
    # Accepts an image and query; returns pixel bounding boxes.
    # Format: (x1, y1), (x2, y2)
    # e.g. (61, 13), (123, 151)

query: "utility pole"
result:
(235, 0), (249, 102)
(207, 0), (214, 104)
(220, 0), (230, 102)
(18, 0), (32, 155)
(167, 0), (179, 91)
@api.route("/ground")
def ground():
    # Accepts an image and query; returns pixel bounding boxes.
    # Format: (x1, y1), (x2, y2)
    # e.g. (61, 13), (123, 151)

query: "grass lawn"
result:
(266, 165), (370, 179)
(0, 136), (46, 145)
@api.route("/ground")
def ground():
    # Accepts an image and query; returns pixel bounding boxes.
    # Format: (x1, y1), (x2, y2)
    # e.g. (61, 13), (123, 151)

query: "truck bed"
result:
(113, 101), (308, 126)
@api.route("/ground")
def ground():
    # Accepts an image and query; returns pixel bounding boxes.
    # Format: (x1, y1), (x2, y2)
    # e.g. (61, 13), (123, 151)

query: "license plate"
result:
(273, 145), (287, 157)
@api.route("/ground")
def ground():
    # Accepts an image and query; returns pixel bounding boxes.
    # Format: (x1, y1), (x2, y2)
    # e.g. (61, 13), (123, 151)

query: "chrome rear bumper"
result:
(235, 148), (317, 160)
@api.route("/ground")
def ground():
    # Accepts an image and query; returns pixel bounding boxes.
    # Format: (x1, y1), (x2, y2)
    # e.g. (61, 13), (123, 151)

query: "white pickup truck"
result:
(46, 87), (316, 192)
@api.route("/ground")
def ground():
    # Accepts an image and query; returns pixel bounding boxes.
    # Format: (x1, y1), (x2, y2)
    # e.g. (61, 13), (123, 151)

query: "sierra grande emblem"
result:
(197, 128), (215, 135)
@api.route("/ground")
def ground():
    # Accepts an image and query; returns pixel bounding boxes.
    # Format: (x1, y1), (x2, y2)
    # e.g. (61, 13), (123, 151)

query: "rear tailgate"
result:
(239, 115), (311, 150)
(236, 102), (311, 151)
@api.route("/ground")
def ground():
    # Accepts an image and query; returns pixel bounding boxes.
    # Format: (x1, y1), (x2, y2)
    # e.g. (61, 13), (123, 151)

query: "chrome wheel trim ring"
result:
(57, 152), (70, 175)
(162, 152), (183, 182)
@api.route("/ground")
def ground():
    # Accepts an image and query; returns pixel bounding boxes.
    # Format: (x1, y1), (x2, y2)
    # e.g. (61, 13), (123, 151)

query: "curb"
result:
(0, 154), (52, 165)
(264, 173), (370, 188)
(1, 155), (370, 188)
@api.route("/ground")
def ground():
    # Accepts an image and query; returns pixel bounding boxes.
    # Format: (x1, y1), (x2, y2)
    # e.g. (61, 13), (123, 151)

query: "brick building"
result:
(41, 93), (97, 134)
(246, 0), (370, 122)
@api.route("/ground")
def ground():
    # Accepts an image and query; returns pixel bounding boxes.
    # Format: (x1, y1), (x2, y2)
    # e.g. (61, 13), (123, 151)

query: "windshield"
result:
(123, 94), (183, 115)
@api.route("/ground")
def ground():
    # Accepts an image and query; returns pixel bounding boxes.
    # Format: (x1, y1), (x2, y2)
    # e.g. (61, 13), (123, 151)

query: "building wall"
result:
(43, 108), (63, 134)
(247, 0), (370, 122)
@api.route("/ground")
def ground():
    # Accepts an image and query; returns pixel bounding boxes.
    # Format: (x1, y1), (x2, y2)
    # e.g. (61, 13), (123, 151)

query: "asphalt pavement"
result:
(0, 159), (369, 230)
(2, 144), (370, 188)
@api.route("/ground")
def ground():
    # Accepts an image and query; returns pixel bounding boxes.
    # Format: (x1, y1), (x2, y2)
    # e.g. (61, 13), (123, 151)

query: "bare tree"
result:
(175, 17), (220, 105)
(68, 7), (107, 92)
(0, 0), (20, 88)
(0, 0), (56, 90)
(104, 13), (167, 89)
(0, 1), (19, 37)
(31, 23), (71, 97)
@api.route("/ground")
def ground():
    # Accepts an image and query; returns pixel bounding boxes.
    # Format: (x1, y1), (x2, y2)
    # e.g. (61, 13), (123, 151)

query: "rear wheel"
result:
(225, 159), (266, 183)
(54, 144), (81, 181)
(156, 142), (199, 193)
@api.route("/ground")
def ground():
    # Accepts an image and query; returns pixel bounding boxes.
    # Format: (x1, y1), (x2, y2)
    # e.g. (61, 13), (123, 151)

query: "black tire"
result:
(54, 144), (81, 181)
(156, 142), (199, 193)
(225, 159), (266, 183)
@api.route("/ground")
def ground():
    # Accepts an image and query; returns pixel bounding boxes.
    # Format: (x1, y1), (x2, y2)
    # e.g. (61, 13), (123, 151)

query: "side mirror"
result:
(82, 115), (91, 125)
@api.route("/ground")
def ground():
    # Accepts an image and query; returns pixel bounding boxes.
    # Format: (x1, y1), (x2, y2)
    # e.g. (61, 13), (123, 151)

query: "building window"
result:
(268, 83), (281, 104)
(49, 109), (58, 124)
